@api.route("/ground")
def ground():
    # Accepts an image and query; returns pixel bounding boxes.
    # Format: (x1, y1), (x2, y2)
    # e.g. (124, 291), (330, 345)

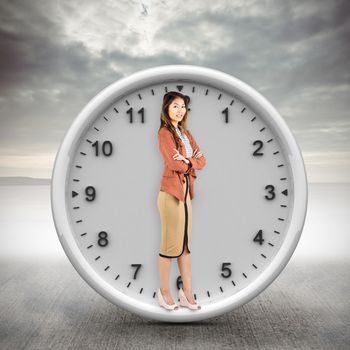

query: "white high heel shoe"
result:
(179, 288), (201, 310)
(157, 289), (179, 311)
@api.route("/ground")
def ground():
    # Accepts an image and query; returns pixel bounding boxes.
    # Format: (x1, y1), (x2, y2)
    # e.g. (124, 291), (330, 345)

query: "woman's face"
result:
(168, 97), (186, 124)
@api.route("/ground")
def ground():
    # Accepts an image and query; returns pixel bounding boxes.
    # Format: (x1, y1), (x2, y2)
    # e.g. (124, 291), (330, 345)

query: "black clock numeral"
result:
(138, 107), (145, 123)
(97, 231), (109, 247)
(127, 107), (146, 123)
(221, 262), (232, 278)
(92, 140), (113, 156)
(253, 140), (264, 156)
(265, 185), (275, 200)
(221, 107), (229, 123)
(176, 275), (183, 290)
(126, 107), (133, 123)
(131, 264), (142, 280)
(253, 229), (264, 245)
(85, 186), (96, 201)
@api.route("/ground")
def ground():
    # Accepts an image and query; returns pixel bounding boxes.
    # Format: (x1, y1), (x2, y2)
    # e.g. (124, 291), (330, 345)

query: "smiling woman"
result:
(157, 90), (206, 311)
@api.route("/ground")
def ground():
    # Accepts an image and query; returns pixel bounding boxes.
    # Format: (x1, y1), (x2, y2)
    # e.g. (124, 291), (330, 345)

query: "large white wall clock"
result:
(51, 64), (308, 322)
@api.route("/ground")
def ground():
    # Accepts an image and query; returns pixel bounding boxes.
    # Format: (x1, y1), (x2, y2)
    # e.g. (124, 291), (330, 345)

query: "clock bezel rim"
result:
(51, 64), (308, 322)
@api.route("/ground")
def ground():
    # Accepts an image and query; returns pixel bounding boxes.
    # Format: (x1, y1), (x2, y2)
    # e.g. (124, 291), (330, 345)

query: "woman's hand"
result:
(192, 148), (203, 158)
(173, 149), (189, 163)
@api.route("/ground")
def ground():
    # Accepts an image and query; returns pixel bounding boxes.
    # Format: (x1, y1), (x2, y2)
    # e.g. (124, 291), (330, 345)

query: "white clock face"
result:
(51, 65), (308, 322)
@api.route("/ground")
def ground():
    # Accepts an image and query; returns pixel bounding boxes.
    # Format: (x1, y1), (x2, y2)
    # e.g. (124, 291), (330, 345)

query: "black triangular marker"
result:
(177, 85), (183, 91)
(72, 191), (79, 198)
(282, 189), (288, 196)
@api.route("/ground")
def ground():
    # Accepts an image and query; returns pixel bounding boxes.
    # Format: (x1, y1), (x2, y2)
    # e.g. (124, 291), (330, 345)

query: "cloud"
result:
(0, 0), (349, 181)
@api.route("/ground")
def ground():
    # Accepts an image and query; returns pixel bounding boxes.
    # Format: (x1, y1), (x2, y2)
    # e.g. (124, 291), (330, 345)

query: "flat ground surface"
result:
(1, 183), (349, 349)
(0, 257), (349, 350)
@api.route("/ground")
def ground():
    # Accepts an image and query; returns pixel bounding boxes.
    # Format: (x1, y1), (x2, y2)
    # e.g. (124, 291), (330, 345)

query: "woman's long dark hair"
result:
(158, 91), (190, 150)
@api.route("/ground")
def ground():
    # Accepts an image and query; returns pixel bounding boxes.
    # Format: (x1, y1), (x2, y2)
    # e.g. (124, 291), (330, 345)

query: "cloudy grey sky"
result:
(0, 0), (349, 182)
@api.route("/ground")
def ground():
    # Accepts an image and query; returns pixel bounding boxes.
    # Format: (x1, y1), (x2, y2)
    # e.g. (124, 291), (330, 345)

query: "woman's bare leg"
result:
(159, 256), (176, 304)
(177, 247), (196, 304)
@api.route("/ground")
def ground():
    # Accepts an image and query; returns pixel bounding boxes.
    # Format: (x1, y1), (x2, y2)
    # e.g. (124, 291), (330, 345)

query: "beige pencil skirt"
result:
(157, 173), (192, 258)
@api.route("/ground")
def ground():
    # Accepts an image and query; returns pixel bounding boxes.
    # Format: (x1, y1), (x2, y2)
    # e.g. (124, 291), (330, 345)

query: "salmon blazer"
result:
(158, 126), (206, 202)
